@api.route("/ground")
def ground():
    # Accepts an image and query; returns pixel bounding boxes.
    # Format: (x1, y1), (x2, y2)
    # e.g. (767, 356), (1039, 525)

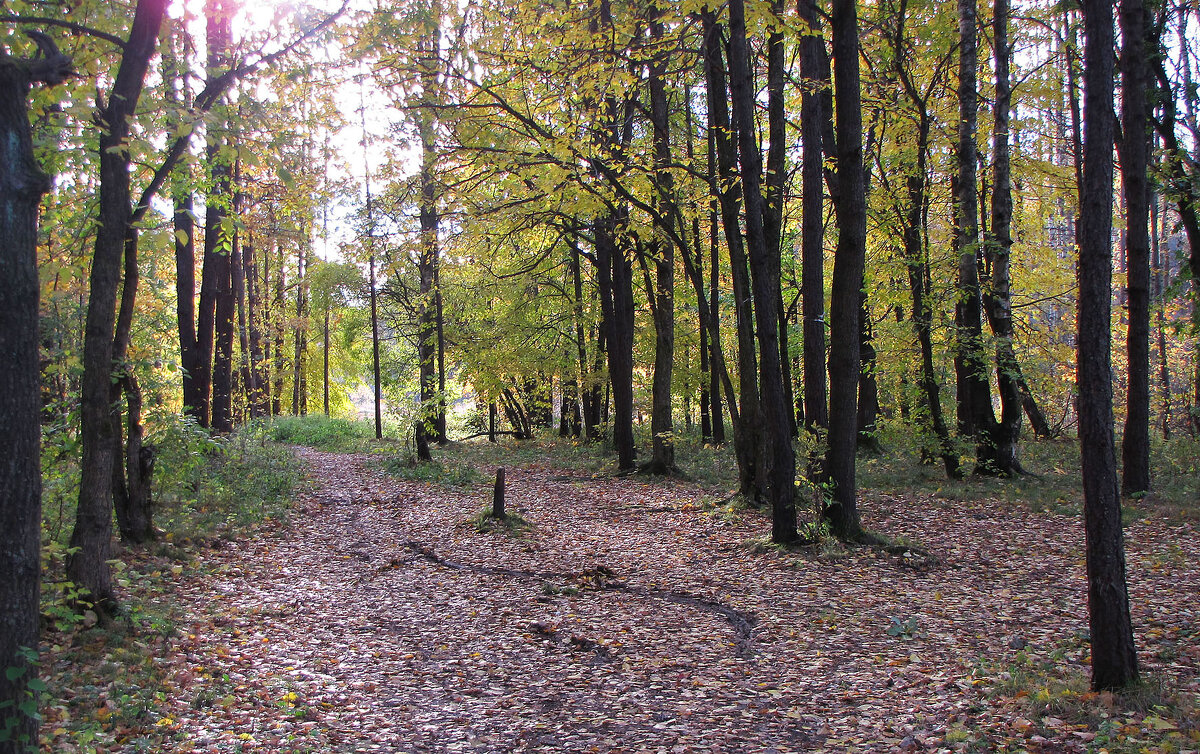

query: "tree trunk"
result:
(799, 0), (829, 437)
(69, 0), (168, 616)
(702, 12), (761, 497)
(645, 5), (676, 475)
(112, 227), (155, 543)
(292, 243), (308, 415)
(271, 241), (286, 417)
(765, 0), (797, 440)
(857, 289), (881, 452)
(1078, 0), (1139, 692)
(823, 0), (870, 541)
(954, 0), (1001, 472)
(729, 0), (798, 544)
(167, 25), (203, 427)
(1120, 0), (1152, 496)
(982, 0), (1023, 476)
(0, 35), (68, 747)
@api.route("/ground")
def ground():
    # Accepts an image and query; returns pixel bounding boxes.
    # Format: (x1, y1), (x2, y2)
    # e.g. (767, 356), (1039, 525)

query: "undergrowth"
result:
(38, 420), (306, 752)
(972, 635), (1200, 753)
(264, 414), (383, 453)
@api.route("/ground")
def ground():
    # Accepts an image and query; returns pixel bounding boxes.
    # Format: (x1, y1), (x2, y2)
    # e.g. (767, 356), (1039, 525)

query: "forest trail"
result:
(156, 447), (1199, 752)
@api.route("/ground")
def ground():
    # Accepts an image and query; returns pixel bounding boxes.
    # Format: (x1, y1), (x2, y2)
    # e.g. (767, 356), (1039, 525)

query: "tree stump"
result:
(492, 467), (506, 520)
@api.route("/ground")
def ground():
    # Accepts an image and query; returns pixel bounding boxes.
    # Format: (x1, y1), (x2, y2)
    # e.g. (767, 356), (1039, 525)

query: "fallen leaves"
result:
(39, 444), (1200, 752)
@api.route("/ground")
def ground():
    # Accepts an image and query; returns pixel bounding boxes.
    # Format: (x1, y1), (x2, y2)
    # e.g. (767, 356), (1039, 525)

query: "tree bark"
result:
(1078, 0), (1139, 692)
(1120, 0), (1152, 495)
(702, 13), (761, 498)
(954, 0), (1001, 472)
(0, 34), (68, 748)
(798, 0), (829, 437)
(644, 5), (676, 475)
(981, 0), (1023, 476)
(823, 0), (869, 541)
(729, 0), (798, 544)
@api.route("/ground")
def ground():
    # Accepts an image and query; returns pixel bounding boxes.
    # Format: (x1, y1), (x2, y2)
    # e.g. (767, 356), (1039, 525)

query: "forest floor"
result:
(42, 441), (1200, 753)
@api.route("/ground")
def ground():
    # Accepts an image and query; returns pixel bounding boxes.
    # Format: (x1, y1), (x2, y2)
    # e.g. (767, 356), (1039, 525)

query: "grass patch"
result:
(264, 415), (381, 453)
(378, 456), (489, 488)
(468, 506), (532, 535)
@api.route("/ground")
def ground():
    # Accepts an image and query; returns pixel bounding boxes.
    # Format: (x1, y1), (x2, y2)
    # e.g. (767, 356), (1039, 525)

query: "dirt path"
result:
(159, 447), (1199, 752)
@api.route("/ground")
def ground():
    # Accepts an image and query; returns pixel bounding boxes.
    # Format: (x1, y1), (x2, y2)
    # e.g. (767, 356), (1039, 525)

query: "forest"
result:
(1, 0), (1199, 750)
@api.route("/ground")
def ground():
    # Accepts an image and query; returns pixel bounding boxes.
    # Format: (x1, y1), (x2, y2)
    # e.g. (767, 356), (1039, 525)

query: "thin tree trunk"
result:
(645, 5), (676, 475)
(954, 0), (1000, 472)
(983, 0), (1023, 476)
(799, 0), (829, 437)
(703, 12), (760, 497)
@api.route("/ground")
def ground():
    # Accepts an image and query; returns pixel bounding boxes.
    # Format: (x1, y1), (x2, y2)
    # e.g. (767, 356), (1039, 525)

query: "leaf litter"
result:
(47, 445), (1200, 752)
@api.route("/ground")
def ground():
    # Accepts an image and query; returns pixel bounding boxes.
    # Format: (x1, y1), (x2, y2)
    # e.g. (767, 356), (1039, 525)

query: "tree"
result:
(643, 3), (677, 475)
(727, 0), (796, 542)
(702, 11), (761, 497)
(798, 0), (828, 439)
(0, 29), (69, 752)
(1120, 0), (1152, 496)
(981, 0), (1024, 477)
(824, 0), (870, 542)
(1078, 0), (1139, 692)
(68, 0), (170, 615)
(954, 0), (1002, 474)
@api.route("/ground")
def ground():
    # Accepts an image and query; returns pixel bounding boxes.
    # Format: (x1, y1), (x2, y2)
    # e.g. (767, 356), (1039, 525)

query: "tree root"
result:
(395, 541), (758, 658)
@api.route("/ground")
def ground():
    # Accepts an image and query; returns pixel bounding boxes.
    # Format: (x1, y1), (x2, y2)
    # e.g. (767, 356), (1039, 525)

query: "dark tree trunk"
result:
(417, 11), (443, 452)
(684, 104), (711, 444)
(729, 0), (798, 543)
(167, 26), (204, 427)
(607, 217), (637, 471)
(857, 290), (881, 452)
(702, 12), (760, 497)
(1120, 0), (1152, 496)
(175, 190), (202, 423)
(645, 6), (676, 475)
(708, 196), (726, 445)
(196, 0), (234, 430)
(1078, 0), (1139, 692)
(291, 244), (308, 415)
(0, 35), (68, 748)
(954, 0), (1001, 472)
(799, 0), (829, 437)
(244, 237), (267, 418)
(69, 0), (168, 616)
(271, 242), (285, 417)
(823, 0), (870, 541)
(765, 0), (797, 440)
(981, 0), (1023, 476)
(1152, 199), (1171, 438)
(112, 228), (155, 543)
(369, 254), (381, 438)
(891, 41), (961, 478)
(569, 239), (597, 441)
